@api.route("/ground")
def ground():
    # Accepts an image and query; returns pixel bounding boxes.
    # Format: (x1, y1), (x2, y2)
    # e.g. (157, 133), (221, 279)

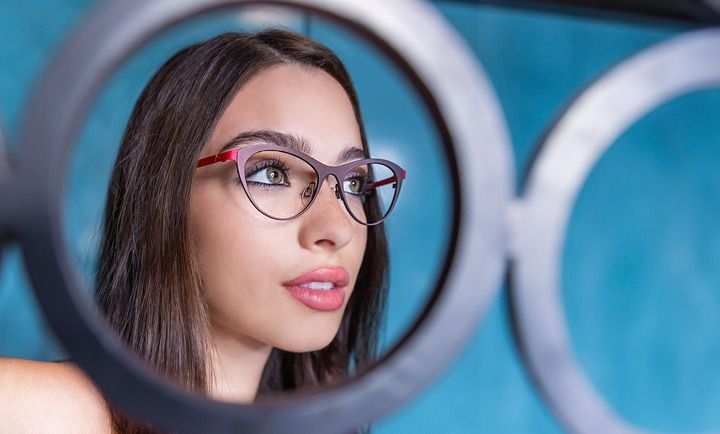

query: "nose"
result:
(297, 176), (354, 251)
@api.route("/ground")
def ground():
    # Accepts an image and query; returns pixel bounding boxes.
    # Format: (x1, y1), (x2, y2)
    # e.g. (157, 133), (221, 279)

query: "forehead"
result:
(206, 64), (362, 163)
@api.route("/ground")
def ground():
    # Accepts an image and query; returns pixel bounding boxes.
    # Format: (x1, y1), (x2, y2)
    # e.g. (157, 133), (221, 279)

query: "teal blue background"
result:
(1, 2), (720, 433)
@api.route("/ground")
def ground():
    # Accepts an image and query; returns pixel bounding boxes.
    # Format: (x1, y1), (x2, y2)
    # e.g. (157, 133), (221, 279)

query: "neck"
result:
(207, 319), (273, 403)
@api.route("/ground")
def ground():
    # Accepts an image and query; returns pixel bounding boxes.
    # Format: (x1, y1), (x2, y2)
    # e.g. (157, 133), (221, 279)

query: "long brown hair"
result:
(95, 29), (388, 433)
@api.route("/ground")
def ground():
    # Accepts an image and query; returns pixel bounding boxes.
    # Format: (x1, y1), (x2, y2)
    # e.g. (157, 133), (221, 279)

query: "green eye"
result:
(246, 162), (289, 186)
(343, 177), (365, 195)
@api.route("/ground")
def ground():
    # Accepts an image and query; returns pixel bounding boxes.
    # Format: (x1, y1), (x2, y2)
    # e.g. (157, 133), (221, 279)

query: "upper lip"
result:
(282, 266), (350, 288)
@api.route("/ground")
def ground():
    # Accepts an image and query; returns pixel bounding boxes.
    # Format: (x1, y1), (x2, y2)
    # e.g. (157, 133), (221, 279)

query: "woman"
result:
(0, 29), (405, 433)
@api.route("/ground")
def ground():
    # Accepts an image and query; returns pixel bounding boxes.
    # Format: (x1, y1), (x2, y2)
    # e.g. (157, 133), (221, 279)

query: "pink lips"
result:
(282, 267), (349, 311)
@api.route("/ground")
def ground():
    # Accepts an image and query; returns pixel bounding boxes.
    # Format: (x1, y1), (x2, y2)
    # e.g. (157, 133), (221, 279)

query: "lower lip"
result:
(283, 285), (346, 311)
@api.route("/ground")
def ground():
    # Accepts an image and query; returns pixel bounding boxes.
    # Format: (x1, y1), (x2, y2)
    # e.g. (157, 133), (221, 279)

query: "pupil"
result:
(268, 168), (282, 184)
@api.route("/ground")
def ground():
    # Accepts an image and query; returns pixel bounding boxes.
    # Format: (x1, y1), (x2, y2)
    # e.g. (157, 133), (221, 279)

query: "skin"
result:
(190, 63), (368, 403)
(0, 63), (367, 431)
(0, 357), (111, 433)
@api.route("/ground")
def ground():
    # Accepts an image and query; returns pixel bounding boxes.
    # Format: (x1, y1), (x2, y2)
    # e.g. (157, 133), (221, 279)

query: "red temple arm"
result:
(368, 169), (406, 190)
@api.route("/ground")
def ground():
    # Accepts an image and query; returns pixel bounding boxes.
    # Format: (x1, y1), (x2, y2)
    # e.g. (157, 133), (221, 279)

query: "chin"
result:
(275, 330), (339, 353)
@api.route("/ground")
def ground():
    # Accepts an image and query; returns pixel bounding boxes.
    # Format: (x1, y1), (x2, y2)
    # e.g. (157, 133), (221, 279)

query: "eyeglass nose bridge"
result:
(300, 172), (368, 225)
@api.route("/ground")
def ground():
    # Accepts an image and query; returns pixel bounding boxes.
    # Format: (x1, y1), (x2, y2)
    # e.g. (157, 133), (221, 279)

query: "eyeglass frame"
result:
(196, 143), (406, 226)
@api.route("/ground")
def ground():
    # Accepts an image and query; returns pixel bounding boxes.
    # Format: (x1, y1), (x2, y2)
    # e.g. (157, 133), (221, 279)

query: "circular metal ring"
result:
(16, 0), (514, 432)
(511, 28), (720, 434)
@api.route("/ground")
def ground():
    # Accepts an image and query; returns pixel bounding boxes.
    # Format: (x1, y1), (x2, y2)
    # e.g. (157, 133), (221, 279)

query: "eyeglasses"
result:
(196, 144), (406, 226)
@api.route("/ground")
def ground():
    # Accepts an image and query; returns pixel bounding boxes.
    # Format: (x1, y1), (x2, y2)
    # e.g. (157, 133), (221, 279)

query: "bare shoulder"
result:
(0, 357), (113, 433)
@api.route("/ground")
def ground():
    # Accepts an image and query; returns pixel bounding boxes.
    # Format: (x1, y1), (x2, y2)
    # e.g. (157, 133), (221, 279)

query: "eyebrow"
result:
(219, 129), (367, 164)
(336, 147), (367, 164)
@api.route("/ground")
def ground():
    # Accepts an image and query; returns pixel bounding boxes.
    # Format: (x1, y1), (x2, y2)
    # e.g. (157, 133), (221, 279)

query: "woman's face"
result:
(189, 64), (368, 352)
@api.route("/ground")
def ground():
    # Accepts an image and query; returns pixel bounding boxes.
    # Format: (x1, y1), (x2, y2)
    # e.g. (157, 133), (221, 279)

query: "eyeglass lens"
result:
(241, 150), (399, 224)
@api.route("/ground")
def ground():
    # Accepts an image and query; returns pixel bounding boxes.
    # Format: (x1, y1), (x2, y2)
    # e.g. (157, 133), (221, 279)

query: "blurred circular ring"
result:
(16, 0), (514, 432)
(511, 28), (720, 434)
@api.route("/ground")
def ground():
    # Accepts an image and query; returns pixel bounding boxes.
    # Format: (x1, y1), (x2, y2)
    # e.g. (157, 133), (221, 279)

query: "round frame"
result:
(511, 28), (720, 434)
(12, 0), (514, 433)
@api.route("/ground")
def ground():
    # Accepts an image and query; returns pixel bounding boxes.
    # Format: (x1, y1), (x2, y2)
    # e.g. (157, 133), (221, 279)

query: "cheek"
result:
(189, 187), (298, 347)
(189, 184), (287, 300)
(189, 186), (271, 294)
